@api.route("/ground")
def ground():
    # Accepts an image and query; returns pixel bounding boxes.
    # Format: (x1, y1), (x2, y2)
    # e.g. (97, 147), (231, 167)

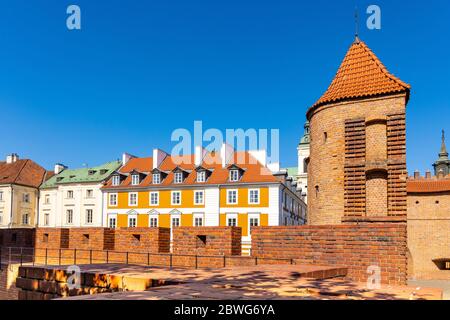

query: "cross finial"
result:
(354, 7), (360, 43)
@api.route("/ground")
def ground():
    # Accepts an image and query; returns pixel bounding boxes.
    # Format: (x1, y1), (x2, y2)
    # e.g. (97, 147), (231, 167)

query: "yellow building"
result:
(102, 146), (307, 254)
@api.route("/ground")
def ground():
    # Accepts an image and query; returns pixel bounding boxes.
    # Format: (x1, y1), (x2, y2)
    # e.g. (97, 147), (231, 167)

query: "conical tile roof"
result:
(308, 39), (410, 115)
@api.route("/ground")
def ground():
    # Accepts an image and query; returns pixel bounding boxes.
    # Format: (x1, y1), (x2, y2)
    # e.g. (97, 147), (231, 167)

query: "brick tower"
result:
(306, 38), (410, 225)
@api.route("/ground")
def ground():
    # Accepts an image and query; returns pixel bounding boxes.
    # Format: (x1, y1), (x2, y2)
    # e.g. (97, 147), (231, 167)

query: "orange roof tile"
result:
(407, 177), (450, 193)
(120, 157), (153, 173)
(308, 39), (410, 116)
(103, 151), (279, 189)
(0, 159), (47, 188)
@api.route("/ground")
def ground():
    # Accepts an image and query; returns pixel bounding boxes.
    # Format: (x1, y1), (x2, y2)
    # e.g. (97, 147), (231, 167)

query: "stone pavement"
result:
(52, 264), (442, 300)
(409, 280), (450, 300)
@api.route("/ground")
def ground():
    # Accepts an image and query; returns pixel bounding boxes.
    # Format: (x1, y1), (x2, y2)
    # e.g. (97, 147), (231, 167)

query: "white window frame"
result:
(86, 189), (94, 198)
(171, 191), (181, 206)
(229, 169), (239, 182)
(226, 189), (238, 205)
(248, 213), (260, 235)
(109, 193), (118, 207)
(197, 171), (206, 183)
(226, 213), (238, 227)
(86, 209), (94, 224)
(128, 215), (137, 228)
(174, 172), (183, 184)
(0, 210), (4, 225)
(149, 216), (158, 228)
(193, 213), (204, 227)
(128, 192), (138, 207)
(108, 214), (117, 229)
(44, 213), (50, 226)
(131, 174), (140, 186)
(112, 175), (120, 186)
(248, 188), (260, 205)
(22, 212), (29, 225)
(171, 216), (181, 228)
(152, 173), (161, 184)
(66, 209), (73, 225)
(0, 191), (3, 202)
(149, 192), (159, 206)
(194, 190), (204, 205)
(67, 190), (74, 199)
(44, 194), (50, 204)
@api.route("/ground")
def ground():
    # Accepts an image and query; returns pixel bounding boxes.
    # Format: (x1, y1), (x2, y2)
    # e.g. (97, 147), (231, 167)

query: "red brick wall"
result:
(114, 228), (170, 253)
(173, 227), (241, 256)
(251, 224), (407, 285)
(0, 229), (35, 248)
(35, 228), (70, 250)
(308, 95), (408, 225)
(67, 228), (115, 251)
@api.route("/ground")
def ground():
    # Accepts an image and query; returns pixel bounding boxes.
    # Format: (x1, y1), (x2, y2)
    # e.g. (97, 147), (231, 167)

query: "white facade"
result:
(39, 183), (105, 228)
(296, 121), (310, 203)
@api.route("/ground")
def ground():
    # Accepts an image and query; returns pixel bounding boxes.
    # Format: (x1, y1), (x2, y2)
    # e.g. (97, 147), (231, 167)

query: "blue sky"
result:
(0, 0), (448, 173)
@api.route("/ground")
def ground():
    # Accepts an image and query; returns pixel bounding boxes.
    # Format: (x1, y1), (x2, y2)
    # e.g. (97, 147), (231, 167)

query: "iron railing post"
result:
(195, 255), (198, 269)
(170, 254), (173, 269)
(147, 253), (150, 266)
(126, 252), (128, 265)
(45, 248), (48, 266)
(20, 247), (23, 266)
(106, 250), (109, 264)
(255, 257), (258, 266)
(59, 249), (62, 266)
(74, 249), (77, 265)
(223, 255), (226, 268)
(90, 250), (93, 264)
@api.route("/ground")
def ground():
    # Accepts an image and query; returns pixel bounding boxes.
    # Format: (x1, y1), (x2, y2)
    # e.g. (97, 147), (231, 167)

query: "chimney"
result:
(220, 143), (235, 168)
(122, 153), (134, 166)
(6, 153), (19, 164)
(425, 171), (432, 179)
(414, 170), (420, 179)
(153, 149), (169, 169)
(54, 163), (67, 175)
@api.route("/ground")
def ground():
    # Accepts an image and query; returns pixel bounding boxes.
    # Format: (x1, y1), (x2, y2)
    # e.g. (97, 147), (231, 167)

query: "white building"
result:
(38, 160), (122, 228)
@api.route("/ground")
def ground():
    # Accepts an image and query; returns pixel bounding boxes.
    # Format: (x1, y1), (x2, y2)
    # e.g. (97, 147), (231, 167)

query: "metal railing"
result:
(0, 246), (295, 270)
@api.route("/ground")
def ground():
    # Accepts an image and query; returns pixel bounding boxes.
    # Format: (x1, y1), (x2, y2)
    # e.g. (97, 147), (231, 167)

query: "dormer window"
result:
(229, 169), (239, 182)
(197, 171), (206, 183)
(88, 170), (96, 176)
(174, 172), (183, 184)
(153, 173), (161, 184)
(112, 175), (120, 186)
(131, 174), (140, 186)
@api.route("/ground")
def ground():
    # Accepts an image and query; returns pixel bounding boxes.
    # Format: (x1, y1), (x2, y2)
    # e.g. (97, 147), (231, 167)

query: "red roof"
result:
(407, 176), (450, 193)
(308, 39), (410, 115)
(0, 159), (47, 188)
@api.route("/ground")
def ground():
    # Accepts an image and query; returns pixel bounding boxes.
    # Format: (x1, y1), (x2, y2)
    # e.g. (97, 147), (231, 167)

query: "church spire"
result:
(433, 129), (450, 177)
(439, 130), (448, 157)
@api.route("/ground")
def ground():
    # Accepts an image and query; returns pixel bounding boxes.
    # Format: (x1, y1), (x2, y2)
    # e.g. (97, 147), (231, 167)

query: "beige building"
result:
(407, 132), (450, 280)
(0, 154), (49, 228)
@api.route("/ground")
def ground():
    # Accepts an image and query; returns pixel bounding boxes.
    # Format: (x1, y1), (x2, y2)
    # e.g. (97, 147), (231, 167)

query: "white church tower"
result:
(297, 121), (310, 203)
